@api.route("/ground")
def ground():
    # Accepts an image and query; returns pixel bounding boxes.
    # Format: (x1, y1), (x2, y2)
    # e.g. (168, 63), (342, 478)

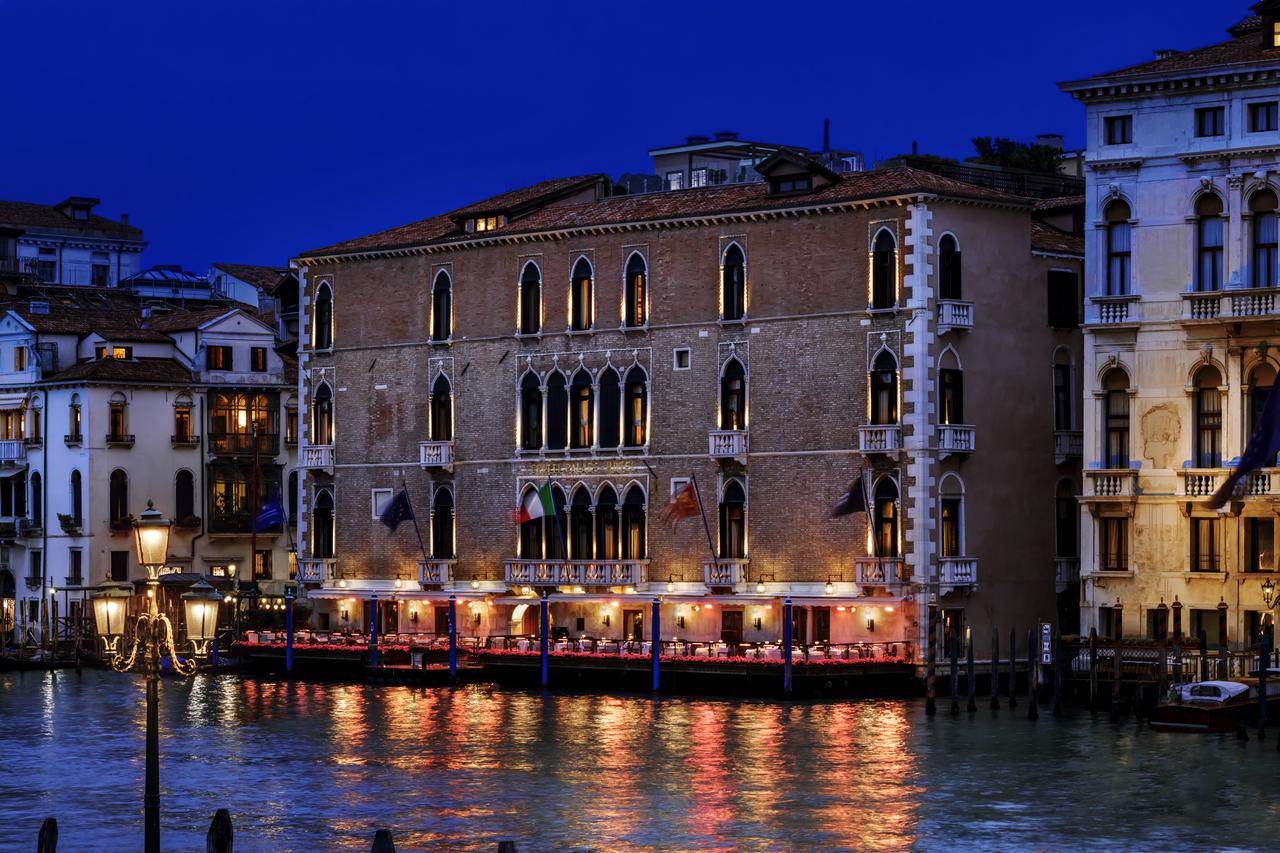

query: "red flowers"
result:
(473, 648), (903, 666)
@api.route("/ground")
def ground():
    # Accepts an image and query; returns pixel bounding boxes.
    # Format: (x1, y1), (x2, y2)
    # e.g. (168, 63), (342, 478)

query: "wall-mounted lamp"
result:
(601, 612), (611, 627)
(885, 606), (895, 613)
(409, 608), (419, 623)
(753, 617), (762, 631)
(340, 607), (350, 622)
(677, 616), (686, 629)
(471, 579), (481, 590)
(866, 617), (875, 632)
(825, 576), (835, 595)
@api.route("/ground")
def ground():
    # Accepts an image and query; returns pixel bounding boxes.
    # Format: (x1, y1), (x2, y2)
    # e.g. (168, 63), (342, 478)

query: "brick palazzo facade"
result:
(292, 154), (1083, 657)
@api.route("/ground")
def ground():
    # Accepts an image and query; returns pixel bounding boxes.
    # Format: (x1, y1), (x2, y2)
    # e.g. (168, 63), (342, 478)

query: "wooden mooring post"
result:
(371, 828), (396, 852)
(1051, 627), (1063, 718)
(1088, 628), (1098, 712)
(37, 817), (57, 853)
(1258, 632), (1270, 741)
(1026, 627), (1038, 720)
(966, 628), (977, 713)
(989, 628), (1000, 710)
(1007, 627), (1017, 710)
(949, 634), (959, 716)
(207, 809), (233, 853)
(1110, 634), (1123, 723)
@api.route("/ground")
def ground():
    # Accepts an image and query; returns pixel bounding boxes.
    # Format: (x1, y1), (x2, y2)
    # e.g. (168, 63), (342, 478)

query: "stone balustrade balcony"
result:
(859, 425), (901, 454)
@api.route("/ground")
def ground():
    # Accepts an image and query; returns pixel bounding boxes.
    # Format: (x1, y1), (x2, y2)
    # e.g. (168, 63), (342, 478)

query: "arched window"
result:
(173, 393), (193, 443)
(871, 229), (897, 309)
(720, 359), (746, 431)
(874, 478), (899, 558)
(939, 350), (963, 426)
(939, 476), (964, 558)
(1250, 363), (1276, 442)
(624, 367), (648, 447)
(175, 470), (195, 522)
(1102, 368), (1130, 469)
(67, 393), (81, 441)
(313, 282), (333, 350)
(109, 469), (128, 523)
(870, 351), (898, 425)
(546, 485), (567, 559)
(519, 262), (542, 335)
(1194, 365), (1223, 468)
(721, 244), (745, 321)
(1196, 195), (1224, 292)
(569, 486), (593, 559)
(312, 383), (333, 446)
(312, 489), (334, 558)
(1055, 479), (1078, 560)
(938, 234), (962, 301)
(1252, 189), (1278, 288)
(597, 368), (621, 449)
(431, 487), (455, 559)
(287, 471), (298, 529)
(1053, 349), (1073, 431)
(69, 469), (82, 525)
(719, 480), (746, 559)
(108, 392), (128, 439)
(570, 257), (593, 331)
(1105, 200), (1132, 296)
(545, 373), (568, 450)
(431, 270), (452, 342)
(28, 400), (40, 442)
(29, 472), (41, 526)
(624, 253), (647, 327)
(595, 484), (619, 560)
(622, 485), (646, 559)
(519, 485), (544, 559)
(570, 369), (593, 449)
(429, 375), (453, 442)
(520, 372), (542, 450)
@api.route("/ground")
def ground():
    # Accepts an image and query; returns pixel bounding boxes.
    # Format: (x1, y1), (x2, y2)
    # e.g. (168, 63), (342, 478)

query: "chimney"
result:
(823, 119), (830, 153)
(1036, 133), (1065, 151)
(121, 213), (129, 226)
(1153, 48), (1180, 59)
(713, 130), (738, 141)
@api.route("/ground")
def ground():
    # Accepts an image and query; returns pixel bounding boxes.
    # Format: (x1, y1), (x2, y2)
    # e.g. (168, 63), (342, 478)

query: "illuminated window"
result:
(623, 254), (647, 327)
(284, 406), (298, 445)
(311, 384), (333, 446)
(1246, 517), (1275, 572)
(68, 394), (81, 441)
(96, 345), (132, 360)
(1274, 21), (1280, 48)
(108, 392), (128, 439)
(939, 367), (963, 425)
(624, 367), (647, 447)
(1191, 517), (1220, 572)
(665, 171), (684, 191)
(570, 257), (593, 331)
(570, 369), (593, 448)
(873, 479), (899, 558)
(718, 480), (746, 559)
(870, 351), (898, 425)
(173, 399), (193, 442)
(250, 347), (267, 372)
(207, 346), (232, 370)
(12, 347), (26, 371)
(720, 358), (746, 430)
(598, 368), (620, 449)
(429, 375), (453, 442)
(691, 168), (708, 188)
(473, 216), (500, 233)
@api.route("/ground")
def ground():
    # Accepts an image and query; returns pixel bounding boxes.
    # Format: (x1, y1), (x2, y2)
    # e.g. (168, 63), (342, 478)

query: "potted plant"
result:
(175, 515), (202, 530)
(109, 514), (135, 534)
(57, 513), (81, 534)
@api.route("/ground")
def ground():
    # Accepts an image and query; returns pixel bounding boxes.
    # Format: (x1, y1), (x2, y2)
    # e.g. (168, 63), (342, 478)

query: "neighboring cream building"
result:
(1062, 1), (1280, 643)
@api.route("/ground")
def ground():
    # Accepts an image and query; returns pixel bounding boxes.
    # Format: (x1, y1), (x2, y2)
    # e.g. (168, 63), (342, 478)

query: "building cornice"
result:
(1060, 62), (1280, 101)
(1180, 143), (1280, 164)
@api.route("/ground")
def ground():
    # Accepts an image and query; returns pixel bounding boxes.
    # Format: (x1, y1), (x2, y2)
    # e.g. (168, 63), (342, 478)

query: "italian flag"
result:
(513, 483), (555, 524)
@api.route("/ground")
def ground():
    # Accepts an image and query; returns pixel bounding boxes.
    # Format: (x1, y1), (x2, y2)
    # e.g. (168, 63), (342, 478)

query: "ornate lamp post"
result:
(91, 501), (221, 853)
(1263, 577), (1277, 610)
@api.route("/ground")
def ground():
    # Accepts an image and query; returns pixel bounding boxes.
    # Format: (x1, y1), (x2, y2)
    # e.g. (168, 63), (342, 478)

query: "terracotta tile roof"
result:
(1033, 195), (1085, 213)
(144, 307), (237, 332)
(301, 166), (1029, 259)
(0, 200), (143, 240)
(445, 174), (606, 219)
(45, 356), (192, 385)
(1064, 28), (1280, 84)
(212, 262), (290, 291)
(1031, 220), (1083, 257)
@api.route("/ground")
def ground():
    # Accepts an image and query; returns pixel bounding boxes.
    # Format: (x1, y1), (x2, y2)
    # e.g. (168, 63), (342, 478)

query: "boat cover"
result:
(1172, 680), (1249, 703)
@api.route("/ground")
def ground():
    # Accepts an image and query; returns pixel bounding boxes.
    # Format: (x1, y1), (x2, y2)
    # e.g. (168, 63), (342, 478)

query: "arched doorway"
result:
(0, 568), (15, 639)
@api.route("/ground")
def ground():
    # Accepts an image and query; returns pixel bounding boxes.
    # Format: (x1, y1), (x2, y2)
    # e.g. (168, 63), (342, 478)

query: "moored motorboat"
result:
(1149, 680), (1280, 733)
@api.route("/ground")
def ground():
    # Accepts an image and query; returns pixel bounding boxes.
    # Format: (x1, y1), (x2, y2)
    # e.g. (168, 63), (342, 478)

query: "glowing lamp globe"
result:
(180, 580), (222, 646)
(133, 501), (172, 574)
(92, 582), (134, 641)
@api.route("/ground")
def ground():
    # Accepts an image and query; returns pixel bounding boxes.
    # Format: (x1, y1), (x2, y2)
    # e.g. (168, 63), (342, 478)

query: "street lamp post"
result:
(91, 501), (221, 853)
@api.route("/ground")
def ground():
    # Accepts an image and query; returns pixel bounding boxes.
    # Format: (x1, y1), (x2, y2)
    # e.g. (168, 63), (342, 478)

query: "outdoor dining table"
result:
(516, 638), (531, 651)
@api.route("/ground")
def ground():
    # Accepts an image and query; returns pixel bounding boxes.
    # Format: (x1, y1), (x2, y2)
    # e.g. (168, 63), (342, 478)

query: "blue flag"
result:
(1208, 380), (1280, 508)
(379, 488), (414, 531)
(252, 497), (286, 532)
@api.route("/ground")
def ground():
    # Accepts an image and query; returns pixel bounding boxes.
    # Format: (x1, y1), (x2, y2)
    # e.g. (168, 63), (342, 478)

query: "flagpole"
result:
(547, 478), (569, 562)
(401, 480), (431, 568)
(689, 473), (720, 570)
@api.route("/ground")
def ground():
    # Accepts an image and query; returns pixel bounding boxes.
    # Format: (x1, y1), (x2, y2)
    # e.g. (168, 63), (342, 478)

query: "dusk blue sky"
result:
(0, 0), (1241, 271)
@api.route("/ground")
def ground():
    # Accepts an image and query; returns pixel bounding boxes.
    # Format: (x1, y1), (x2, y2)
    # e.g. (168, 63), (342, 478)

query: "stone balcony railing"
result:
(1054, 430), (1082, 464)
(504, 559), (647, 588)
(418, 558), (455, 585)
(297, 558), (336, 583)
(300, 444), (334, 470)
(419, 440), (455, 469)
(1091, 294), (1140, 325)
(1183, 287), (1280, 322)
(708, 430), (748, 459)
(0, 439), (27, 463)
(1245, 468), (1280, 497)
(937, 425), (975, 456)
(1176, 468), (1225, 497)
(855, 557), (902, 586)
(936, 299), (973, 334)
(1055, 557), (1080, 593)
(1085, 469), (1139, 497)
(703, 558), (748, 587)
(939, 556), (977, 589)
(859, 425), (901, 454)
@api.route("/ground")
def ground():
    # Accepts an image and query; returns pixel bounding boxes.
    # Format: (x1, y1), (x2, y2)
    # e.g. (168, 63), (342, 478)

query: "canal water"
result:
(1, 672), (1278, 852)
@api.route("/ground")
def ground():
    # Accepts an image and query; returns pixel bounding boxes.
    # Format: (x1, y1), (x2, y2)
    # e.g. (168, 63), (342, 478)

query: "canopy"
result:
(1173, 681), (1249, 703)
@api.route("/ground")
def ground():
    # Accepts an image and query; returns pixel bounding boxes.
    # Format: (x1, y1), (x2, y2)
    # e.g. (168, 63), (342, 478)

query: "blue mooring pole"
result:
(783, 598), (793, 697)
(540, 593), (550, 688)
(369, 595), (379, 667)
(651, 596), (660, 693)
(284, 591), (294, 674)
(447, 594), (457, 682)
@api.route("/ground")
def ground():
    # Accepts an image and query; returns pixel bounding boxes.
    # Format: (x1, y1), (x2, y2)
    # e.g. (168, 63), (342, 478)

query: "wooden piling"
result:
(1156, 640), (1167, 701)
(949, 635), (959, 716)
(1026, 627), (1038, 720)
(1110, 634), (1122, 723)
(989, 628), (1000, 711)
(37, 817), (57, 853)
(1088, 628), (1098, 712)
(1007, 627), (1017, 709)
(1051, 628), (1063, 718)
(371, 828), (396, 853)
(966, 629), (977, 712)
(925, 604), (937, 716)
(1198, 629), (1209, 682)
(1258, 632), (1270, 740)
(206, 809), (233, 853)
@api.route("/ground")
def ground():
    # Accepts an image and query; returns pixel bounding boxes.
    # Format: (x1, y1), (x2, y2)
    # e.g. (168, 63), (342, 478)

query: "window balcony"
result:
(1054, 430), (1082, 464)
(17, 518), (42, 539)
(105, 433), (135, 448)
(1245, 468), (1280, 497)
(859, 425), (901, 454)
(855, 557), (902, 586)
(703, 558), (748, 587)
(418, 440), (454, 469)
(23, 436), (42, 450)
(937, 425), (975, 457)
(1090, 294), (1140, 326)
(1084, 469), (1138, 497)
(939, 556), (977, 590)
(1055, 557), (1080, 593)
(1183, 287), (1280, 322)
(63, 434), (82, 447)
(1176, 468), (1226, 497)
(171, 434), (200, 449)
(297, 558), (335, 583)
(418, 558), (455, 586)
(708, 430), (748, 460)
(504, 559), (648, 588)
(300, 444), (335, 470)
(936, 300), (973, 334)
(208, 432), (279, 456)
(0, 440), (25, 462)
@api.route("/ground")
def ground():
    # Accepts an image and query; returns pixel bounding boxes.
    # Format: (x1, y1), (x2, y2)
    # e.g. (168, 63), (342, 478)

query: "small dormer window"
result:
(473, 216), (501, 233)
(769, 176), (812, 195)
(96, 345), (132, 360)
(1273, 20), (1280, 48)
(73, 208), (88, 221)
